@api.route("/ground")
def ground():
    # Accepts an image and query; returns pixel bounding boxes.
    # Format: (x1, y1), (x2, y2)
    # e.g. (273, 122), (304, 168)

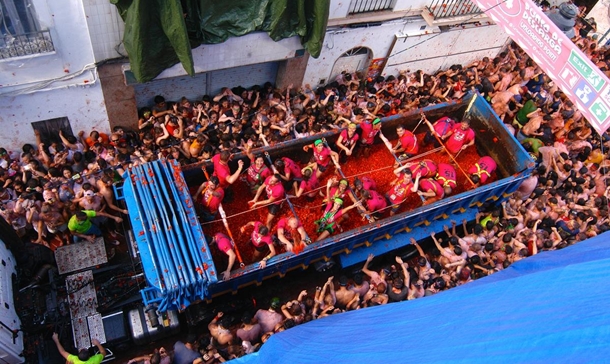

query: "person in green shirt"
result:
(514, 94), (540, 127)
(68, 210), (122, 243)
(52, 332), (106, 364)
(521, 137), (544, 158)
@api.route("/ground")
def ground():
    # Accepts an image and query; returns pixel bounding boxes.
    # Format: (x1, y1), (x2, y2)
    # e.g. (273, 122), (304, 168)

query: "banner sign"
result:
(471, 0), (610, 135)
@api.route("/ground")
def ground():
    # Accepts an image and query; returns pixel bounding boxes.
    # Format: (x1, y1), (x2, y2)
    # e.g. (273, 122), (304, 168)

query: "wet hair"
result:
(241, 312), (253, 324)
(353, 273), (364, 285)
(339, 275), (348, 287)
(78, 349), (91, 361)
(473, 225), (483, 234)
(453, 246), (462, 255)
(469, 254), (481, 264)
(504, 245), (513, 255)
(485, 242), (494, 252)
(471, 175), (480, 184)
(418, 256), (427, 267)
(502, 233), (512, 243)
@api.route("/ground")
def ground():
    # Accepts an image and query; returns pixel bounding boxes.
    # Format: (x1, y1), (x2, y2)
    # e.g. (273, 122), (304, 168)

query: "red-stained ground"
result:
(197, 132), (491, 271)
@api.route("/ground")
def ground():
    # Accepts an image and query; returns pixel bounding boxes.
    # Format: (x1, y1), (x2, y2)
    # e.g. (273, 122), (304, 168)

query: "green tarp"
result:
(111, 0), (329, 83)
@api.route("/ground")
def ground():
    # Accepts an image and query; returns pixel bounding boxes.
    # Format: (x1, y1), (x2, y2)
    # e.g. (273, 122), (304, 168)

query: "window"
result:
(0, 0), (54, 59)
(426, 0), (483, 20)
(31, 117), (74, 146)
(348, 0), (396, 15)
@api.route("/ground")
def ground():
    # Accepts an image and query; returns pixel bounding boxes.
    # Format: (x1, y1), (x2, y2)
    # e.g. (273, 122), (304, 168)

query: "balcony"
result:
(348, 0), (397, 14)
(0, 30), (54, 60)
(423, 0), (488, 27)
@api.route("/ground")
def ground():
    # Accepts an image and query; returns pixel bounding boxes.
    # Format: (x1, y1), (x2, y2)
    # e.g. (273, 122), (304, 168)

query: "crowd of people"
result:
(0, 1), (608, 362)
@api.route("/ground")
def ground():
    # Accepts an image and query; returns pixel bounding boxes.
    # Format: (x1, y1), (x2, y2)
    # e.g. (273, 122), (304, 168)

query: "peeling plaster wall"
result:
(0, 83), (108, 152)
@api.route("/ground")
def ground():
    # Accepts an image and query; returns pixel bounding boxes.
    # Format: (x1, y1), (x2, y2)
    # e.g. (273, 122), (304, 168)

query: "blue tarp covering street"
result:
(234, 231), (610, 363)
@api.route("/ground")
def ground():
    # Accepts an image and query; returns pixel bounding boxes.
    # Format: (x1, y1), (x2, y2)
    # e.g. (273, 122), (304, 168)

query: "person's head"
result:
(353, 273), (364, 285)
(460, 119), (471, 130)
(470, 174), (480, 185)
(270, 297), (281, 310)
(353, 177), (363, 191)
(287, 217), (299, 229)
(332, 197), (344, 211)
(207, 176), (219, 189)
(348, 123), (357, 135)
(274, 159), (285, 171)
(219, 150), (231, 163)
(75, 211), (88, 222)
(241, 312), (254, 325)
(339, 179), (348, 192)
(314, 139), (324, 151)
(77, 349), (90, 362)
(396, 125), (406, 137)
(258, 224), (269, 236)
(269, 173), (281, 185)
(339, 275), (348, 287)
(254, 155), (265, 169)
(372, 118), (382, 130)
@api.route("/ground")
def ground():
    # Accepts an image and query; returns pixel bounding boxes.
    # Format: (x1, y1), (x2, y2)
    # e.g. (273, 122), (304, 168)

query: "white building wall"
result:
(82, 0), (126, 62)
(154, 33), (302, 80)
(0, 0), (109, 151)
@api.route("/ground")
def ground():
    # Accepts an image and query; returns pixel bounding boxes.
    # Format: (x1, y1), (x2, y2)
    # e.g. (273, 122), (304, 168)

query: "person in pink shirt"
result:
(407, 159), (438, 178)
(274, 157), (302, 192)
(435, 163), (457, 196)
(386, 166), (419, 215)
(294, 165), (319, 199)
(417, 178), (444, 204)
(353, 176), (377, 199)
(361, 189), (387, 218)
(249, 174), (285, 228)
(276, 217), (308, 252)
(336, 123), (359, 162)
(315, 198), (360, 241)
(211, 232), (236, 280)
(359, 118), (382, 157)
(304, 139), (339, 178)
(423, 116), (455, 147)
(468, 156), (497, 186)
(245, 150), (272, 195)
(443, 119), (475, 154)
(193, 176), (224, 222)
(241, 221), (276, 268)
(211, 150), (244, 189)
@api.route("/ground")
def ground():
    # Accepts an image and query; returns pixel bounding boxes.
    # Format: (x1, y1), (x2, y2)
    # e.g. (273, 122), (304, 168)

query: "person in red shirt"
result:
(423, 116), (455, 147)
(468, 156), (497, 186)
(304, 139), (339, 179)
(249, 174), (286, 228)
(417, 178), (444, 204)
(274, 157), (302, 193)
(336, 123), (359, 162)
(393, 125), (419, 157)
(435, 163), (457, 196)
(211, 232), (236, 280)
(194, 176), (224, 222)
(386, 166), (419, 216)
(443, 119), (475, 154)
(211, 150), (244, 189)
(241, 221), (276, 268)
(245, 151), (272, 195)
(276, 217), (308, 252)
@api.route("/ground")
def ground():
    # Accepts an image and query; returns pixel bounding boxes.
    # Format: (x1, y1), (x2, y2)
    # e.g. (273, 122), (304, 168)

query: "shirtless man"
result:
(334, 276), (358, 310)
(97, 175), (128, 215)
(208, 312), (233, 346)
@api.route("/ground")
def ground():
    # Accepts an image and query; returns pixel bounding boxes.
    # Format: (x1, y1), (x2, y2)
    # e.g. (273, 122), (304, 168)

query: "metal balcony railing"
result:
(348, 0), (396, 14)
(0, 30), (54, 59)
(426, 0), (483, 20)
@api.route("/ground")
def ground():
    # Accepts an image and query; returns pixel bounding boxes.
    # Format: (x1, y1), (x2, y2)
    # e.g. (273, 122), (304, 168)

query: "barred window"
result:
(0, 0), (54, 59)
